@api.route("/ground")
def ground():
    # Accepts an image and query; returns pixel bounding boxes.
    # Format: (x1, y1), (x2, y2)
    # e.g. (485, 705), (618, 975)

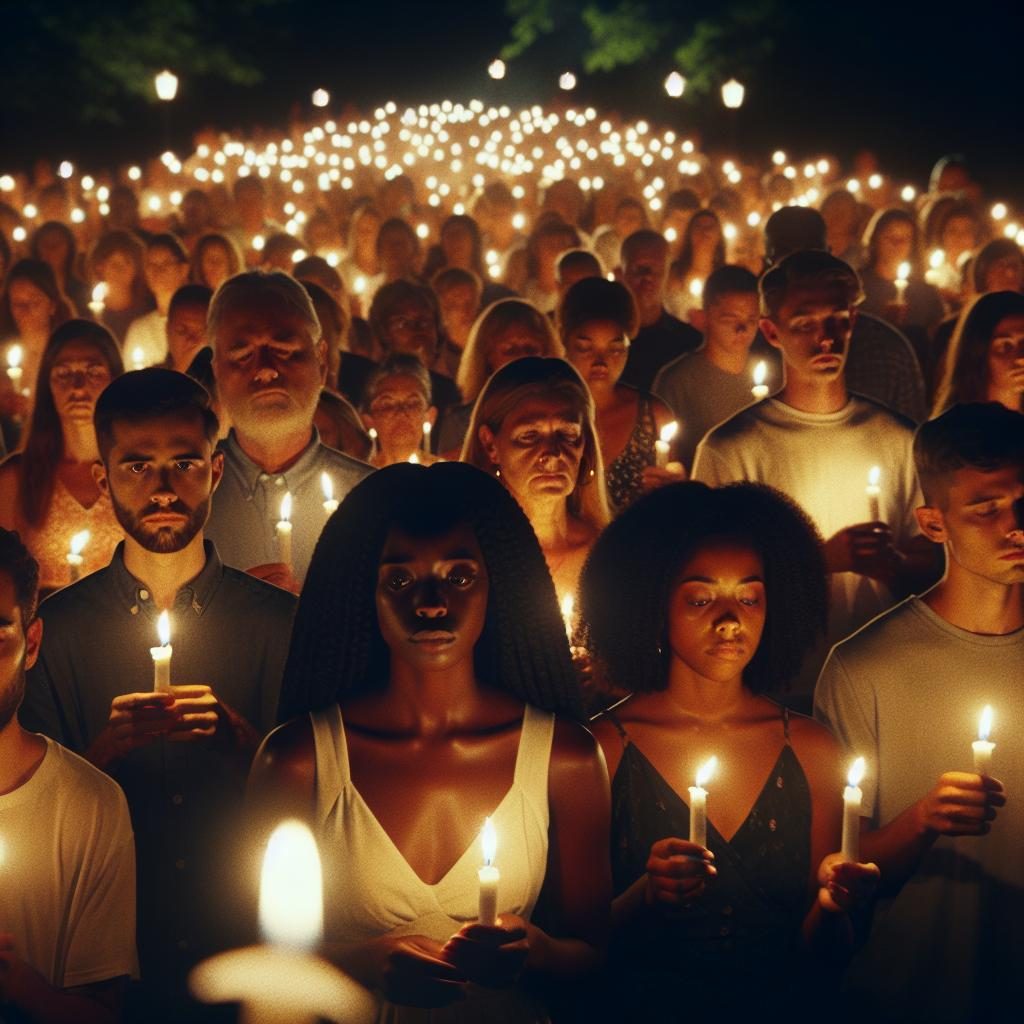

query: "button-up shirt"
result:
(205, 428), (373, 583)
(21, 542), (296, 993)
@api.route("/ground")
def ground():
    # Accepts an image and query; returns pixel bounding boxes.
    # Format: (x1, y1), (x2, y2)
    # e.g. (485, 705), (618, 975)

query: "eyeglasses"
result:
(369, 396), (428, 416)
(387, 315), (434, 333)
(51, 364), (112, 387)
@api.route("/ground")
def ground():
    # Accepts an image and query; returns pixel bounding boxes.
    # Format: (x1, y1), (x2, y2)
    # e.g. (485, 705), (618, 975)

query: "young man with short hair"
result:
(814, 403), (1024, 1021)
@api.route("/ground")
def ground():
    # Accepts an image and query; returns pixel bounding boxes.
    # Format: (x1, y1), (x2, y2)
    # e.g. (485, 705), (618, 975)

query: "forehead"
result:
(502, 394), (581, 428)
(626, 242), (667, 265)
(570, 318), (626, 339)
(389, 297), (431, 317)
(709, 292), (758, 314)
(9, 278), (46, 298)
(215, 296), (313, 340)
(373, 374), (424, 397)
(108, 409), (211, 452)
(947, 462), (1024, 500)
(381, 521), (483, 560)
(0, 572), (22, 623)
(53, 339), (106, 363)
(169, 304), (209, 326)
(678, 536), (764, 577)
(992, 314), (1024, 337)
(777, 283), (853, 318)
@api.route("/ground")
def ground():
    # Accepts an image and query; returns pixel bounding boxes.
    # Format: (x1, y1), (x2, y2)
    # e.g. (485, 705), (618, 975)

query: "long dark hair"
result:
(673, 208), (726, 280)
(0, 259), (72, 337)
(18, 319), (124, 526)
(278, 462), (584, 721)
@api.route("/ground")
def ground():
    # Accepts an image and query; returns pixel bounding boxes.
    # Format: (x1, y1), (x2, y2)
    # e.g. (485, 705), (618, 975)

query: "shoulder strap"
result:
(309, 704), (350, 791)
(783, 704), (791, 741)
(513, 705), (556, 794)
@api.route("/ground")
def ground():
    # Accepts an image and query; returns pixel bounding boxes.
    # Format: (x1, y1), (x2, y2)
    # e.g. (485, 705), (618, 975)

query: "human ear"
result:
(760, 318), (782, 350)
(914, 505), (947, 544)
(92, 460), (110, 495)
(478, 424), (499, 465)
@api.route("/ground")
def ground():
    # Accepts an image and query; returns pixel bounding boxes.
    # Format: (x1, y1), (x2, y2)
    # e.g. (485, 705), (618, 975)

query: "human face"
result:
(667, 538), (766, 684)
(984, 255), (1024, 294)
(942, 215), (978, 263)
(35, 229), (70, 276)
(167, 304), (209, 369)
(385, 299), (438, 359)
(987, 313), (1024, 404)
(564, 318), (629, 391)
(49, 340), (113, 424)
(437, 283), (479, 348)
(363, 374), (434, 457)
(689, 213), (721, 254)
(96, 410), (223, 554)
(8, 279), (55, 336)
(761, 284), (856, 383)
(486, 322), (545, 373)
(145, 245), (189, 302)
(876, 219), (914, 275)
(99, 249), (137, 291)
(378, 227), (417, 279)
(0, 572), (41, 731)
(919, 464), (1024, 586)
(376, 523), (489, 674)
(622, 241), (669, 314)
(614, 204), (646, 241)
(480, 394), (585, 504)
(705, 292), (760, 359)
(212, 296), (326, 439)
(200, 242), (233, 290)
(442, 225), (475, 269)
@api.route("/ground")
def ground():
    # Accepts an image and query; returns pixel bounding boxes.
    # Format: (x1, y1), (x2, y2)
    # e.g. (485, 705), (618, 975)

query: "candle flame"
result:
(408, 451), (421, 464)
(258, 820), (323, 950)
(481, 817), (497, 866)
(867, 465), (881, 488)
(131, 347), (145, 369)
(929, 249), (945, 269)
(753, 360), (767, 386)
(560, 593), (574, 621)
(696, 756), (717, 788)
(979, 705), (993, 742)
(897, 261), (911, 281)
(688, 278), (704, 299)
(422, 420), (432, 436)
(6, 344), (22, 370)
(157, 610), (171, 647)
(659, 421), (679, 445)
(70, 529), (90, 556)
(320, 472), (334, 503)
(368, 426), (378, 442)
(280, 491), (292, 522)
(91, 282), (108, 305)
(847, 756), (866, 788)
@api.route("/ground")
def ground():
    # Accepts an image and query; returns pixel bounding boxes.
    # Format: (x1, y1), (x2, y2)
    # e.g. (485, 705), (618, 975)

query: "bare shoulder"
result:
(548, 716), (610, 821)
(786, 710), (843, 777)
(252, 714), (316, 786)
(649, 395), (676, 429)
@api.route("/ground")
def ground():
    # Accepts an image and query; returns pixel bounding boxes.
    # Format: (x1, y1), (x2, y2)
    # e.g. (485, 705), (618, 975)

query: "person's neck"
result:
(780, 374), (848, 414)
(381, 658), (484, 737)
(589, 382), (619, 413)
(61, 419), (101, 463)
(153, 292), (173, 317)
(234, 424), (314, 474)
(703, 340), (750, 375)
(122, 533), (207, 611)
(986, 384), (1022, 414)
(522, 494), (572, 549)
(924, 567), (1024, 635)
(639, 303), (663, 329)
(0, 718), (46, 795)
(171, 345), (203, 373)
(665, 658), (747, 720)
(380, 438), (419, 465)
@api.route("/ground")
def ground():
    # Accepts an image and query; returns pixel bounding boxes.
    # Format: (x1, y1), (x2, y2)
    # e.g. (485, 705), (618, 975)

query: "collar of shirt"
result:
(220, 427), (323, 500)
(109, 540), (223, 619)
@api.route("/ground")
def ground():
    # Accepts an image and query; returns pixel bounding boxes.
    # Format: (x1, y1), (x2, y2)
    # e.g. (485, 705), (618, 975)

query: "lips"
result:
(709, 642), (746, 658)
(999, 549), (1024, 561)
(409, 630), (456, 644)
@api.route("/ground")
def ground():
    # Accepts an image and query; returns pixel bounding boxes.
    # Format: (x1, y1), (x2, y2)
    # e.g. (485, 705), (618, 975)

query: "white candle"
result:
(751, 360), (769, 400)
(560, 594), (574, 643)
(655, 421), (678, 468)
(66, 529), (90, 584)
(276, 492), (293, 568)
(866, 465), (882, 522)
(150, 610), (172, 693)
(688, 756), (717, 850)
(354, 275), (367, 296)
(5, 344), (23, 387)
(321, 472), (338, 514)
(131, 346), (146, 371)
(973, 705), (995, 775)
(925, 249), (946, 287)
(189, 820), (375, 1024)
(478, 817), (500, 926)
(894, 261), (910, 304)
(841, 756), (866, 863)
(367, 426), (378, 460)
(88, 282), (107, 317)
(688, 278), (704, 301)
(421, 419), (432, 452)
(408, 451), (420, 464)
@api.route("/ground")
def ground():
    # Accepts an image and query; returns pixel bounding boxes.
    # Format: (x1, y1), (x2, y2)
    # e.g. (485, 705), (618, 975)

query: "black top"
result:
(620, 310), (703, 393)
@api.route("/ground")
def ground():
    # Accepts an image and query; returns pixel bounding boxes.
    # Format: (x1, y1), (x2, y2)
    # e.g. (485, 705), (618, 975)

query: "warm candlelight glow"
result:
(91, 282), (107, 306)
(847, 756), (866, 788)
(408, 451), (420, 464)
(488, 59), (506, 80)
(258, 821), (324, 951)
(753, 361), (767, 386)
(978, 705), (993, 742)
(69, 530), (90, 557)
(896, 261), (910, 281)
(659, 421), (679, 445)
(157, 610), (171, 648)
(867, 466), (881, 489)
(688, 277), (704, 299)
(481, 817), (497, 866)
(279, 492), (293, 523)
(321, 473), (334, 504)
(6, 345), (22, 371)
(929, 249), (945, 269)
(696, 756), (718, 789)
(664, 71), (686, 98)
(154, 69), (179, 102)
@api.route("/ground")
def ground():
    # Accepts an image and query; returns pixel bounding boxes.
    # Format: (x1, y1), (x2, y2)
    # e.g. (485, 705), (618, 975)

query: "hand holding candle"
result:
(478, 817), (500, 926)
(5, 344), (23, 387)
(973, 705), (995, 775)
(841, 756), (866, 863)
(655, 421), (678, 468)
(276, 492), (293, 568)
(66, 529), (90, 584)
(866, 465), (882, 522)
(321, 472), (338, 514)
(150, 611), (172, 693)
(751, 360), (769, 400)
(688, 756), (717, 850)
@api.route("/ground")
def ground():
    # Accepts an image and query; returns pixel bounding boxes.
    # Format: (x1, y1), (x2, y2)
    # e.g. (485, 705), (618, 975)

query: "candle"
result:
(894, 261), (910, 304)
(688, 756), (717, 850)
(353, 275), (367, 295)
(190, 820), (375, 1024)
(841, 756), (866, 863)
(478, 817), (499, 926)
(408, 451), (420, 464)
(368, 426), (378, 460)
(88, 282), (107, 318)
(131, 347), (146, 371)
(973, 705), (995, 775)
(150, 611), (172, 693)
(321, 472), (338, 514)
(751, 360), (769, 400)
(276, 492), (293, 568)
(925, 249), (946, 287)
(655, 421), (678, 468)
(866, 466), (882, 522)
(66, 529), (90, 584)
(421, 419), (432, 452)
(688, 278), (704, 301)
(560, 594), (574, 643)
(5, 344), (23, 387)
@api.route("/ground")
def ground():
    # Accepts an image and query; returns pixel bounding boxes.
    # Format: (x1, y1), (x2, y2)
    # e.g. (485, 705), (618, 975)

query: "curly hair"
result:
(278, 462), (584, 722)
(579, 481), (827, 695)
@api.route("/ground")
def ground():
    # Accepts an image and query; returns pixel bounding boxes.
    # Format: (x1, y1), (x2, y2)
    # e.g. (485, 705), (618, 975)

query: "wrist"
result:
(85, 730), (117, 771)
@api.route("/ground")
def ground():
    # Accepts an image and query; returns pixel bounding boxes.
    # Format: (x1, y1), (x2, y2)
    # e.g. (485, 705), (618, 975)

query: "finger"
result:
(391, 949), (466, 980)
(169, 685), (214, 698)
(456, 924), (528, 944)
(112, 692), (176, 709)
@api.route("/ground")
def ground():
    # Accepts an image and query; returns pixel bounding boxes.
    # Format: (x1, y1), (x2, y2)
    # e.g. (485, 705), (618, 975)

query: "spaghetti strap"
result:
(782, 704), (791, 741)
(512, 704), (555, 794)
(310, 704), (348, 823)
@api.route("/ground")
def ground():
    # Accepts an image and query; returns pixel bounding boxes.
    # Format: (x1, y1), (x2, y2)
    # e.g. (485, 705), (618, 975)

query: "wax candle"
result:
(150, 611), (172, 693)
(841, 756), (866, 863)
(655, 421), (678, 468)
(5, 344), (23, 387)
(408, 451), (420, 464)
(368, 426), (378, 460)
(925, 249), (946, 287)
(321, 472), (338, 514)
(190, 820), (374, 1024)
(866, 466), (882, 522)
(751, 360), (769, 400)
(560, 594), (574, 643)
(131, 347), (146, 371)
(88, 282), (107, 317)
(894, 261), (910, 304)
(688, 278), (704, 301)
(688, 756), (717, 850)
(478, 817), (500, 926)
(66, 529), (90, 584)
(276, 492), (293, 568)
(421, 419), (432, 452)
(973, 705), (995, 775)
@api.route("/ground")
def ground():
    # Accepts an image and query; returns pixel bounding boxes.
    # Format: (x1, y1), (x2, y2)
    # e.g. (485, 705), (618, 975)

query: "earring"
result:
(495, 467), (501, 478)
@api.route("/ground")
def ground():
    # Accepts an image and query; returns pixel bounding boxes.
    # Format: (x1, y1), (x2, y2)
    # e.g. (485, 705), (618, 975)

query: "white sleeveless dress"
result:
(310, 703), (556, 1023)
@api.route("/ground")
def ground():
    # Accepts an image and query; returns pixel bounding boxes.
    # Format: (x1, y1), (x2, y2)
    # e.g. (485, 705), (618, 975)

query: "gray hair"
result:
(207, 270), (322, 348)
(362, 353), (432, 410)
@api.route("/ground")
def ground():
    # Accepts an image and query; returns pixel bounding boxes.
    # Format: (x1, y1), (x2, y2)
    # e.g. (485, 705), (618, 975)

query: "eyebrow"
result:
(679, 574), (765, 584)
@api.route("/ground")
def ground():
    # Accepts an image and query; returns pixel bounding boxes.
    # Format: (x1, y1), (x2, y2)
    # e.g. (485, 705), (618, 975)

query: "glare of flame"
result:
(897, 261), (911, 282)
(368, 427), (378, 441)
(979, 705), (993, 742)
(929, 249), (945, 269)
(157, 610), (171, 647)
(481, 817), (497, 865)
(696, 756), (717, 789)
(70, 530), (90, 556)
(91, 282), (108, 304)
(688, 278), (704, 299)
(6, 345), (22, 370)
(259, 820), (323, 950)
(659, 421), (679, 445)
(847, 756), (866, 788)
(320, 472), (334, 503)
(753, 361), (767, 386)
(408, 451), (420, 464)
(868, 465), (881, 489)
(560, 593), (574, 621)
(354, 276), (367, 294)
(131, 347), (145, 368)
(280, 491), (292, 523)
(422, 420), (432, 436)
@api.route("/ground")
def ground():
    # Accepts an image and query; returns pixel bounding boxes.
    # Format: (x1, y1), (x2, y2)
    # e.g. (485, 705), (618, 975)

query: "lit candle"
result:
(478, 817), (499, 927)
(866, 466), (882, 522)
(150, 611), (172, 693)
(655, 421), (678, 468)
(973, 705), (995, 775)
(421, 419), (432, 453)
(368, 426), (378, 460)
(841, 756), (866, 863)
(408, 451), (420, 464)
(688, 756), (717, 850)
(276, 492), (293, 568)
(688, 278), (704, 302)
(894, 261), (910, 304)
(5, 345), (23, 387)
(88, 283), (107, 318)
(189, 820), (375, 1024)
(66, 529), (90, 584)
(751, 360), (769, 400)
(353, 275), (367, 296)
(131, 347), (146, 371)
(321, 472), (338, 514)
(560, 594), (574, 643)
(925, 249), (946, 287)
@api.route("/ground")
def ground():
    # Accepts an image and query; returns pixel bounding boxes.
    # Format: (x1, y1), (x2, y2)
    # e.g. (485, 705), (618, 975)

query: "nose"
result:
(149, 468), (178, 506)
(1009, 496), (1024, 544)
(714, 615), (741, 640)
(252, 344), (280, 382)
(415, 578), (448, 619)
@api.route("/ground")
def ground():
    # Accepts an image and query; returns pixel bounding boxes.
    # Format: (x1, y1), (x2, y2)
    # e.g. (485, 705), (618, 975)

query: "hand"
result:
(246, 562), (301, 594)
(441, 915), (529, 989)
(374, 934), (466, 1009)
(645, 837), (716, 913)
(816, 853), (880, 914)
(915, 772), (1005, 837)
(1007, 363), (1024, 394)
(164, 684), (221, 743)
(85, 691), (178, 768)
(823, 523), (903, 583)
(641, 464), (686, 493)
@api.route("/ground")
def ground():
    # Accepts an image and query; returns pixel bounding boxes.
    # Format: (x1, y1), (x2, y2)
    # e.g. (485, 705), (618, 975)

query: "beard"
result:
(0, 664), (25, 730)
(112, 495), (211, 554)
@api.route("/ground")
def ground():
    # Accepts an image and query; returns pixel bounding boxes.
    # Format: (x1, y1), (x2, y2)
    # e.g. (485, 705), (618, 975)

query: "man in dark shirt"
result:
(21, 368), (296, 1020)
(618, 229), (702, 392)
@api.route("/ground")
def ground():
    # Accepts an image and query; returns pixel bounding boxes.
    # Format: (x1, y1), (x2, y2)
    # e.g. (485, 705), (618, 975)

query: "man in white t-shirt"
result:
(692, 251), (937, 702)
(815, 403), (1024, 1021)
(0, 529), (136, 1023)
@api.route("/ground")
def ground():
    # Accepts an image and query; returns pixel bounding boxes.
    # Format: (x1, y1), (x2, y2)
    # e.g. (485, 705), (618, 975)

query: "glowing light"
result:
(280, 492), (293, 524)
(488, 59), (506, 80)
(696, 756), (718, 788)
(979, 705), (993, 743)
(481, 817), (497, 866)
(70, 530), (90, 557)
(664, 71), (686, 98)
(312, 89), (330, 108)
(992, 203), (1008, 221)
(659, 421), (679, 445)
(901, 185), (917, 202)
(559, 71), (577, 91)
(847, 757), (866, 788)
(721, 78), (745, 109)
(259, 821), (323, 950)
(154, 70), (178, 102)
(157, 610), (171, 648)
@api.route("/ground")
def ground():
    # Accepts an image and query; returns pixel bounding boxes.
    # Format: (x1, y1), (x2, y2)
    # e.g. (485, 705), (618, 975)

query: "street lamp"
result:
(721, 78), (745, 109)
(488, 59), (506, 80)
(154, 69), (178, 102)
(559, 71), (577, 91)
(311, 88), (329, 108)
(664, 71), (686, 98)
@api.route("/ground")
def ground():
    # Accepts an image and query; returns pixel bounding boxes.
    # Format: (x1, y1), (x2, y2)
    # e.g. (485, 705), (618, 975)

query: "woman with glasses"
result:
(360, 354), (441, 467)
(0, 320), (124, 593)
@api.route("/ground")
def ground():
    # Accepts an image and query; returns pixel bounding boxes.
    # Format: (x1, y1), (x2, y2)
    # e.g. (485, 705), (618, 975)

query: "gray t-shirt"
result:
(815, 596), (1024, 1021)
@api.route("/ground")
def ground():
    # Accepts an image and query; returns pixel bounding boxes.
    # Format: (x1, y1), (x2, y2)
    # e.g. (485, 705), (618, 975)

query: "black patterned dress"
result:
(604, 395), (657, 515)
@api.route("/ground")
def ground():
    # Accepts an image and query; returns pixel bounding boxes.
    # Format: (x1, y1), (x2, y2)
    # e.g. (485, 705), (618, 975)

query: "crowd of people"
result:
(0, 102), (1021, 1023)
